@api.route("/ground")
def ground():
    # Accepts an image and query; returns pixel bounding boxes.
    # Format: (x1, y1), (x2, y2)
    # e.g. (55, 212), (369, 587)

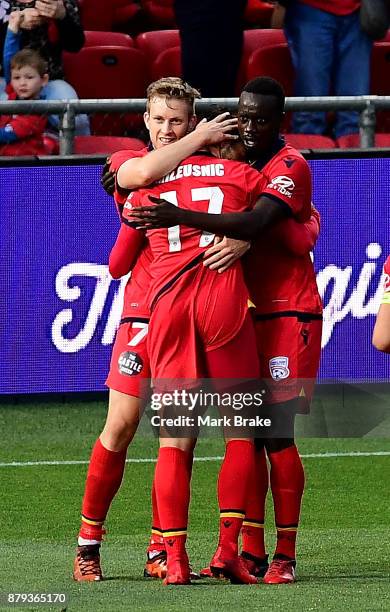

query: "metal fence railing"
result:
(1, 95), (389, 154)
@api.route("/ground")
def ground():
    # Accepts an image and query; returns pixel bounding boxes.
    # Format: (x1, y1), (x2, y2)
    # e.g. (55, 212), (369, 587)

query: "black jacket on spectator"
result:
(0, 0), (84, 79)
(174, 0), (247, 97)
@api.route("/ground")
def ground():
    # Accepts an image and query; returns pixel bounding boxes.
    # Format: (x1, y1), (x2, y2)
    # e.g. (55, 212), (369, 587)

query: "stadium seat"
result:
(379, 28), (390, 42)
(43, 133), (59, 155)
(284, 134), (337, 149)
(84, 31), (134, 48)
(141, 0), (177, 28)
(112, 0), (142, 31)
(151, 46), (181, 80)
(73, 136), (146, 154)
(371, 41), (390, 132)
(63, 46), (149, 135)
(135, 30), (180, 62)
(244, 0), (275, 27)
(236, 30), (287, 92)
(63, 46), (148, 98)
(78, 0), (115, 31)
(336, 133), (390, 148)
(245, 43), (294, 95)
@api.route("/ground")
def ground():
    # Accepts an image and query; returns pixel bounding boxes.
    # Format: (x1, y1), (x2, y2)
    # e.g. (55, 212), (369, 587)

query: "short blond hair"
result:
(146, 77), (201, 114)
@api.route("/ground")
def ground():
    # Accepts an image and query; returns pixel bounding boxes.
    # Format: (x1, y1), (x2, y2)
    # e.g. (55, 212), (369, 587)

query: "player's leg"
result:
(260, 316), (322, 585)
(74, 390), (142, 582)
(240, 319), (270, 577)
(203, 312), (259, 584)
(73, 321), (149, 582)
(240, 438), (269, 577)
(147, 293), (201, 585)
(154, 437), (197, 585)
(263, 431), (303, 585)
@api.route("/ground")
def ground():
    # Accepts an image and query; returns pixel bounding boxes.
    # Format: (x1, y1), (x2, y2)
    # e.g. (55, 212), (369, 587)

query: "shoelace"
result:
(78, 553), (101, 577)
(267, 559), (289, 576)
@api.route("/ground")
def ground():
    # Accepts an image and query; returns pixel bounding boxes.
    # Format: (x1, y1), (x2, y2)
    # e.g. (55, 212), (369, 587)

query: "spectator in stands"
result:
(0, 0), (90, 135)
(277, 0), (372, 137)
(0, 13), (48, 155)
(174, 0), (247, 97)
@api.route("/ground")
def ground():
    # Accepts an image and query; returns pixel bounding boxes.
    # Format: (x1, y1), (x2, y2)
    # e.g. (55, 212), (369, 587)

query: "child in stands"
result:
(0, 10), (48, 155)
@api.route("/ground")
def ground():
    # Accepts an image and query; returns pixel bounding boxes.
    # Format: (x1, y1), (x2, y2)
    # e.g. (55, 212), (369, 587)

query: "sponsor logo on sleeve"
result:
(118, 351), (143, 376)
(267, 175), (295, 198)
(269, 356), (290, 381)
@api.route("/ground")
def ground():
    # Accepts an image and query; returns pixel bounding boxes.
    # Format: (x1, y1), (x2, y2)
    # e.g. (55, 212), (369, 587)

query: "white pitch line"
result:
(0, 451), (389, 468)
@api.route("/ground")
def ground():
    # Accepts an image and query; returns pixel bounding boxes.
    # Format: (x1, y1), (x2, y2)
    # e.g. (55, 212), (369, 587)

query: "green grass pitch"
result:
(0, 399), (389, 611)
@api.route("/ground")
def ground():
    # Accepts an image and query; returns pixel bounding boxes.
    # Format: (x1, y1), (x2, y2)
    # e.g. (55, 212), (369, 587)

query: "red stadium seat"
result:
(378, 28), (390, 42)
(112, 0), (141, 31)
(246, 43), (294, 95)
(63, 46), (149, 135)
(141, 0), (176, 28)
(84, 31), (134, 48)
(336, 133), (390, 148)
(73, 136), (146, 154)
(63, 46), (148, 98)
(151, 46), (181, 80)
(43, 133), (59, 155)
(371, 41), (390, 132)
(284, 134), (337, 149)
(236, 30), (287, 92)
(244, 0), (275, 27)
(135, 30), (180, 62)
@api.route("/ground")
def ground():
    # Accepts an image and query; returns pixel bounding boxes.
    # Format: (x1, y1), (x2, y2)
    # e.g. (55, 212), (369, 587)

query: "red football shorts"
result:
(106, 319), (150, 398)
(255, 314), (322, 410)
(148, 264), (259, 387)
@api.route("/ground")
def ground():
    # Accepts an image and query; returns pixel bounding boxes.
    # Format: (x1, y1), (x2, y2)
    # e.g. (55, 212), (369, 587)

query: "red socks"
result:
(269, 444), (305, 560)
(154, 447), (191, 554)
(147, 478), (164, 553)
(79, 438), (127, 543)
(241, 446), (269, 559)
(148, 449), (194, 555)
(217, 440), (255, 557)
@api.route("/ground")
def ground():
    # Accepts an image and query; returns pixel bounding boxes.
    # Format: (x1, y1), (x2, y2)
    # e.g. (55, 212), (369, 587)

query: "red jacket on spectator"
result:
(0, 85), (47, 156)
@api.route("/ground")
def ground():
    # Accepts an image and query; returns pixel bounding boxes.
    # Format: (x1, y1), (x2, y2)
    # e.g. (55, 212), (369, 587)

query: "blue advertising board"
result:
(1, 156), (389, 393)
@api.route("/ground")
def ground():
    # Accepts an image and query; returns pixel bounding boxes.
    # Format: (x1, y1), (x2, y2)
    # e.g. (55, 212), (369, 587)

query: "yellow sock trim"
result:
(163, 530), (187, 538)
(81, 516), (104, 526)
(242, 521), (264, 529)
(220, 512), (245, 519)
(151, 528), (163, 536)
(277, 527), (298, 532)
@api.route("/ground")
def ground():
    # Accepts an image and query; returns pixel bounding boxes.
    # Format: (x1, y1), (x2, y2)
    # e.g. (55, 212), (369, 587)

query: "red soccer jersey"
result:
(244, 144), (322, 315)
(111, 147), (153, 320)
(123, 153), (265, 308)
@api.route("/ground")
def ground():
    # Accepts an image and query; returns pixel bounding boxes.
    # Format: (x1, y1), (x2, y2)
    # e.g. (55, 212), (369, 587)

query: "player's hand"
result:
(203, 236), (251, 272)
(36, 0), (66, 20)
(101, 157), (116, 196)
(195, 112), (238, 145)
(127, 196), (183, 229)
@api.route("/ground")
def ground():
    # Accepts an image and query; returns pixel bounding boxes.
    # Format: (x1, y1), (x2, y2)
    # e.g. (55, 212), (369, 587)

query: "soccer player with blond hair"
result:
(73, 77), (238, 582)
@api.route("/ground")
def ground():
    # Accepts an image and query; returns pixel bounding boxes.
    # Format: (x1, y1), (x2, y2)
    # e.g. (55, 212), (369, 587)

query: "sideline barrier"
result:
(0, 95), (389, 154)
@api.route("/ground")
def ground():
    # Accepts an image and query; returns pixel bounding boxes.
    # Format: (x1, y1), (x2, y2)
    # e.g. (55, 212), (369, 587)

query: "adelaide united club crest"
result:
(269, 356), (290, 381)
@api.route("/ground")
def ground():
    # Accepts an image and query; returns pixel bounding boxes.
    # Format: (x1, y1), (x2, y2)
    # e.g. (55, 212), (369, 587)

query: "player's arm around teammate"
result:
(372, 255), (390, 353)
